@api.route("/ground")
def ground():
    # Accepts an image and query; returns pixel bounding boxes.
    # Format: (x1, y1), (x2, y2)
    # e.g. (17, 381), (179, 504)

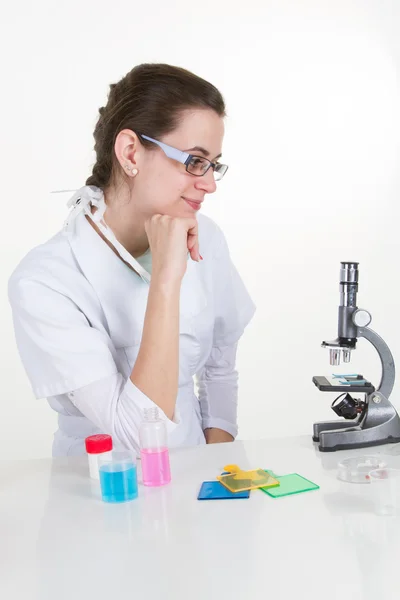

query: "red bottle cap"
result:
(85, 434), (113, 454)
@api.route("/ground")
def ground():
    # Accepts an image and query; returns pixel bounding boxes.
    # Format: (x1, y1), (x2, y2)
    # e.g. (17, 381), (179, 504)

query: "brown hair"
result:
(85, 63), (226, 189)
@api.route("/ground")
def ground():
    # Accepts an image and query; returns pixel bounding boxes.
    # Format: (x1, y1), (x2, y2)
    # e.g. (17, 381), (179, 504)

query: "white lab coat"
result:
(9, 196), (255, 455)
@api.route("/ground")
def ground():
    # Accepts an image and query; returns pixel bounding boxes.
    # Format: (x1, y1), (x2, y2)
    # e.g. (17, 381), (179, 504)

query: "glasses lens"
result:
(186, 156), (229, 181)
(214, 164), (228, 181)
(187, 156), (211, 176)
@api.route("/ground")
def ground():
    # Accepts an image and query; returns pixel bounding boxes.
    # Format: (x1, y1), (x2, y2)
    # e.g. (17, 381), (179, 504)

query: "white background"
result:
(1, 0), (400, 459)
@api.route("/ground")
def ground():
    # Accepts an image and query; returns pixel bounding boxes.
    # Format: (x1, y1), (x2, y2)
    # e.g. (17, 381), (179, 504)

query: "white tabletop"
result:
(1, 435), (400, 600)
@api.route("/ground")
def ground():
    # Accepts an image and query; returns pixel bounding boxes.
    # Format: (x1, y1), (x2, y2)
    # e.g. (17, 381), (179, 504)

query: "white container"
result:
(85, 434), (113, 479)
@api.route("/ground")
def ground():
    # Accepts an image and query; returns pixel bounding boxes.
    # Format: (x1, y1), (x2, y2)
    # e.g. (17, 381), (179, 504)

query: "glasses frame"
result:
(138, 134), (228, 181)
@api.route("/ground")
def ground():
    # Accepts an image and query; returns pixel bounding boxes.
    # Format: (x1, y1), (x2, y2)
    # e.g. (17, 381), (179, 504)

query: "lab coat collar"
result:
(64, 185), (152, 285)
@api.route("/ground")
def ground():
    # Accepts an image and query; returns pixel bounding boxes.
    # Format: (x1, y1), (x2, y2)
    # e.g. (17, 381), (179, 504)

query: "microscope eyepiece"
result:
(340, 262), (359, 281)
(340, 262), (359, 308)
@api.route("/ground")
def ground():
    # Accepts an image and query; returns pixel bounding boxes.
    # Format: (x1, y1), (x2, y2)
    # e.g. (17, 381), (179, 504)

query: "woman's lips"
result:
(182, 197), (203, 211)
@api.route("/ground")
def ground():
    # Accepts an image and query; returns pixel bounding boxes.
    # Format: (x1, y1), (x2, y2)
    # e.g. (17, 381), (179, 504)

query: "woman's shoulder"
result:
(8, 230), (82, 299)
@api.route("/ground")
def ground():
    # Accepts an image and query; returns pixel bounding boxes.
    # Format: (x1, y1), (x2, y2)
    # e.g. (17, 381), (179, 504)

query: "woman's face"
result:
(118, 108), (225, 219)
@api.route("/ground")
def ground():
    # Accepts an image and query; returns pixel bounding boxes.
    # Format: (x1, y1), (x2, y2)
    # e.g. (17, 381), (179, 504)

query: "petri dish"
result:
(337, 455), (387, 484)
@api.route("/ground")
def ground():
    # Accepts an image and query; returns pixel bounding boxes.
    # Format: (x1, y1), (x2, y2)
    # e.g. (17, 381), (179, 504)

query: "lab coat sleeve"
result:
(8, 277), (180, 444)
(8, 277), (118, 397)
(64, 373), (179, 453)
(197, 343), (239, 437)
(197, 226), (256, 437)
(211, 227), (256, 347)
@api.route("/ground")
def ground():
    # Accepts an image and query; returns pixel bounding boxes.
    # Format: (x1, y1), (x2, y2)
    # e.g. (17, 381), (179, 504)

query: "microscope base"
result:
(313, 396), (400, 452)
(317, 429), (400, 452)
(312, 417), (361, 443)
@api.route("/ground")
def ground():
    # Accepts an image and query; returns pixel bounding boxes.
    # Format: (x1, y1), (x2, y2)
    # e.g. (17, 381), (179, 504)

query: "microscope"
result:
(313, 262), (400, 452)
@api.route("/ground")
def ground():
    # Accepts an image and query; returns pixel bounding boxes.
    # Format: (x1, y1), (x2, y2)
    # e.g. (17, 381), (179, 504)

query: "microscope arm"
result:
(357, 327), (395, 401)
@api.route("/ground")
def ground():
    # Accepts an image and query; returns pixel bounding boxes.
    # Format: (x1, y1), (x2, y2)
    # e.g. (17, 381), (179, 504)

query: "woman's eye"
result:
(190, 157), (207, 167)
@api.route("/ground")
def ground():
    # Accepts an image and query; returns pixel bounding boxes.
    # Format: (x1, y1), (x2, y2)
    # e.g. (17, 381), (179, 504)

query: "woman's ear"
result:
(114, 129), (141, 174)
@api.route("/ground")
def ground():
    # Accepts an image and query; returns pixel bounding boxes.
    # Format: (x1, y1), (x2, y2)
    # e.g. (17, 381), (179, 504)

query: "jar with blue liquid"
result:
(98, 451), (138, 503)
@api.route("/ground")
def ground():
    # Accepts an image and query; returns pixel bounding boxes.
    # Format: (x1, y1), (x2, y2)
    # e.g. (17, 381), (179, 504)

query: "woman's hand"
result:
(145, 214), (200, 284)
(204, 428), (234, 444)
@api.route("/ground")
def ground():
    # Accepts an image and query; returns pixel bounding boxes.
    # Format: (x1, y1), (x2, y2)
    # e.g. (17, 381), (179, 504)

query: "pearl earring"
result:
(124, 164), (138, 177)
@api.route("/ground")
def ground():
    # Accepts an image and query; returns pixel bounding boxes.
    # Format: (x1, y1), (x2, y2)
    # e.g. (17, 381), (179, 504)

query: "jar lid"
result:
(85, 434), (113, 454)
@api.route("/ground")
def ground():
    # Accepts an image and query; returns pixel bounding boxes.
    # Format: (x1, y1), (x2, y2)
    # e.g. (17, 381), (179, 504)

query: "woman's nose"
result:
(195, 168), (217, 194)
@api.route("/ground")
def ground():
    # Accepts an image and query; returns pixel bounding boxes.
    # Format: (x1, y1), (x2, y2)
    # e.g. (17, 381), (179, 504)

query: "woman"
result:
(8, 63), (255, 456)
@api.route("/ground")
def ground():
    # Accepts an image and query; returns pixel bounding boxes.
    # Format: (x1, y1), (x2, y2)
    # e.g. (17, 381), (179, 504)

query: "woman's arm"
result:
(197, 222), (256, 444)
(197, 343), (239, 443)
(9, 275), (182, 451)
(129, 214), (199, 421)
(130, 279), (180, 420)
(57, 372), (180, 453)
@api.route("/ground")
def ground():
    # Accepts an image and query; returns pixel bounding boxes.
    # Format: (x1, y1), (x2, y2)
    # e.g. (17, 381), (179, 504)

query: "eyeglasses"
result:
(139, 134), (228, 181)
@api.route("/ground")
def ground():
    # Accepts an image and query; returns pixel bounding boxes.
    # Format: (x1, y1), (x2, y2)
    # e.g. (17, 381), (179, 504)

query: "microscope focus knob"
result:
(352, 309), (372, 328)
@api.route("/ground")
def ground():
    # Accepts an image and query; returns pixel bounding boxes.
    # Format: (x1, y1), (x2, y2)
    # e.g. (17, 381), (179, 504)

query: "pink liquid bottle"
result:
(139, 407), (171, 486)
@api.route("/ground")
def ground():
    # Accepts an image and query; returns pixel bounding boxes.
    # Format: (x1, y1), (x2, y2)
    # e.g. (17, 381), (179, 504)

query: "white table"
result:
(1, 435), (400, 600)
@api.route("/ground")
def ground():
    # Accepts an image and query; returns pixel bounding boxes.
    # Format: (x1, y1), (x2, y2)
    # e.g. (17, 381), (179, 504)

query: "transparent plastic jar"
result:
(99, 450), (138, 503)
(139, 408), (171, 487)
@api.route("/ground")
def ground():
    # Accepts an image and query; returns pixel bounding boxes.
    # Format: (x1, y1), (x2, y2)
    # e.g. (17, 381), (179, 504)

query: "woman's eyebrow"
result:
(184, 145), (222, 160)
